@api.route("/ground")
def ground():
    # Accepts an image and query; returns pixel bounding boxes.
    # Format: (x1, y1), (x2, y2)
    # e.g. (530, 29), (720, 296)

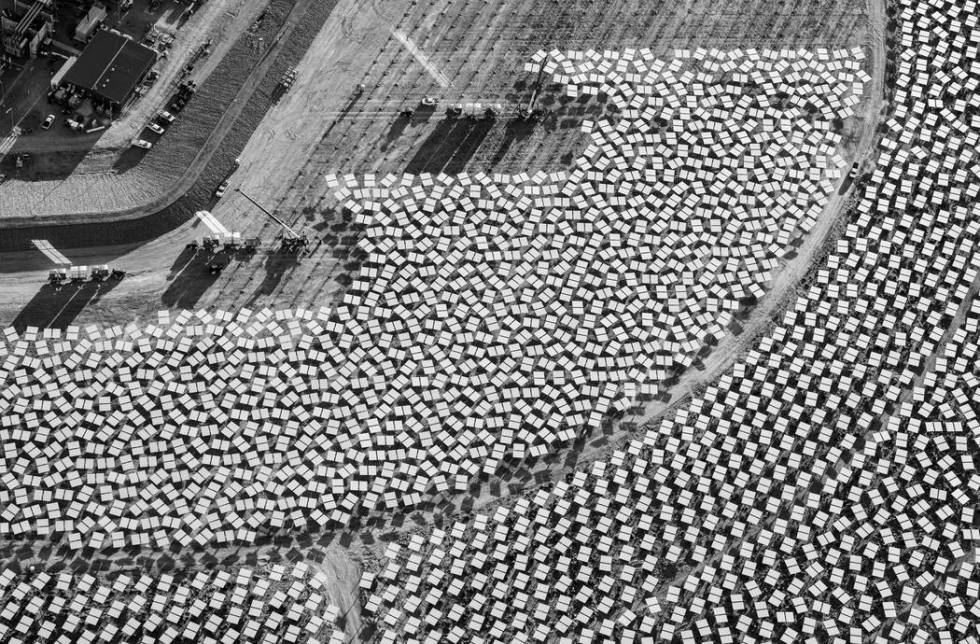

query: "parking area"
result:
(0, 0), (202, 178)
(0, 56), (55, 136)
(0, 55), (104, 179)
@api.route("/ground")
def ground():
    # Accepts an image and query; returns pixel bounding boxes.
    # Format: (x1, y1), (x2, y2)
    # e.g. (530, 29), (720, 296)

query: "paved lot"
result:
(0, 0), (270, 214)
(0, 0), (297, 224)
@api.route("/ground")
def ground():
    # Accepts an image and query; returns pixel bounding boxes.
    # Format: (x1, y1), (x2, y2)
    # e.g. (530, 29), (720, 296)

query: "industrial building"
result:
(0, 0), (54, 58)
(60, 28), (156, 116)
(73, 2), (106, 43)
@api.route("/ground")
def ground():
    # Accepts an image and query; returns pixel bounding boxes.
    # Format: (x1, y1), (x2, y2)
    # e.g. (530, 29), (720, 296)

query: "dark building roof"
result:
(62, 30), (156, 105)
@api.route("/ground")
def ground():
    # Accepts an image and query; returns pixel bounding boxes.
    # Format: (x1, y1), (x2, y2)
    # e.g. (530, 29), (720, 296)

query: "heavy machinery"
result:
(195, 211), (245, 253)
(33, 240), (123, 284)
(449, 102), (503, 120)
(33, 240), (85, 284)
(281, 236), (308, 252)
(223, 231), (243, 251)
(68, 266), (90, 283)
(90, 265), (111, 280)
(484, 103), (504, 119)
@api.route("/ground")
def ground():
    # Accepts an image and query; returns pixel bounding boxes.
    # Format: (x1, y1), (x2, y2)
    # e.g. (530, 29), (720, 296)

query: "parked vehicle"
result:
(215, 179), (229, 198)
(41, 114), (55, 130)
(131, 139), (152, 149)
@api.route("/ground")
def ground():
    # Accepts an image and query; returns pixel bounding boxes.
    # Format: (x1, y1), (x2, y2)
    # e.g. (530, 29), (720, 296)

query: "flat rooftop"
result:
(62, 29), (156, 105)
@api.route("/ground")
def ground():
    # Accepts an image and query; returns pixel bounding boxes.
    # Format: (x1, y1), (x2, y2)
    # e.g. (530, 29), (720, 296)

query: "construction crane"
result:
(518, 66), (548, 121)
(237, 187), (307, 251)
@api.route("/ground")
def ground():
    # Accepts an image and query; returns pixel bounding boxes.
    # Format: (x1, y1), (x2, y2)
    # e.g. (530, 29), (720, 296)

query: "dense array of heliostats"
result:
(358, 0), (980, 642)
(7, 0), (980, 640)
(0, 563), (345, 644)
(0, 48), (861, 552)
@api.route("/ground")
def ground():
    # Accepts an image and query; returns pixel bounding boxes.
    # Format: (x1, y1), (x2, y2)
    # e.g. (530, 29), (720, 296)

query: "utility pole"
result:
(0, 77), (11, 135)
